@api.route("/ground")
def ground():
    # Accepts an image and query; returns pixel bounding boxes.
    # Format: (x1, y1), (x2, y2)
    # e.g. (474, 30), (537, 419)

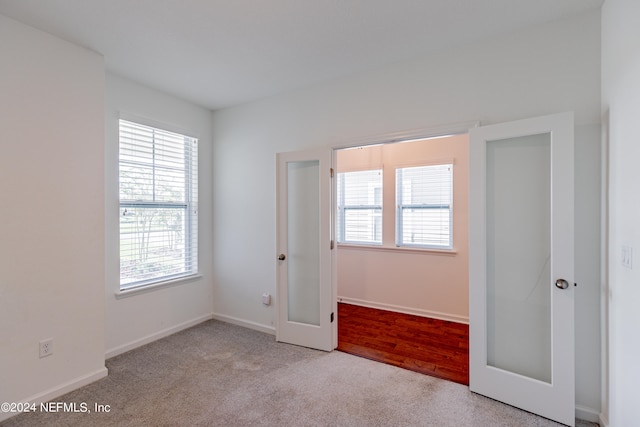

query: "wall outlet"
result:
(39, 338), (53, 358)
(262, 293), (271, 306)
(622, 245), (633, 269)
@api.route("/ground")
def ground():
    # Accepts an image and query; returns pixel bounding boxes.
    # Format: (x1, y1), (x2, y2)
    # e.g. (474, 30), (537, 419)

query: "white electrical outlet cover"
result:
(262, 293), (271, 305)
(39, 338), (54, 358)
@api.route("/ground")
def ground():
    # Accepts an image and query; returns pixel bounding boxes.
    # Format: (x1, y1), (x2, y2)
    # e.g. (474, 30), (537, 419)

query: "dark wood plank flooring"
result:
(337, 302), (469, 385)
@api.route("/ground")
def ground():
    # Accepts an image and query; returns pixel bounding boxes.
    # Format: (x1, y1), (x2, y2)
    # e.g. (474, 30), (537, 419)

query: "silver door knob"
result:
(278, 254), (286, 261)
(555, 278), (569, 289)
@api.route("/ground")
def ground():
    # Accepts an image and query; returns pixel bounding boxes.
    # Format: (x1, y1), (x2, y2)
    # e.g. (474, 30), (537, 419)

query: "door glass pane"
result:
(287, 160), (320, 325)
(485, 133), (551, 383)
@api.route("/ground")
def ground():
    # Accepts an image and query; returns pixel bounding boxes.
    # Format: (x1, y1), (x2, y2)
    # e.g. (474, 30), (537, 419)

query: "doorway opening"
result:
(334, 133), (470, 384)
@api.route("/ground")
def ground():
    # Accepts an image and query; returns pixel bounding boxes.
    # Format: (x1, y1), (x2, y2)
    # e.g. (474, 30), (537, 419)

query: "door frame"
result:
(273, 122), (479, 351)
(330, 121), (479, 347)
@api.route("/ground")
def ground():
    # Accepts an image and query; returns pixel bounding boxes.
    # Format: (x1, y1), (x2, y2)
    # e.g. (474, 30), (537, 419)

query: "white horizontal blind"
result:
(337, 169), (382, 244)
(396, 164), (452, 248)
(119, 119), (198, 289)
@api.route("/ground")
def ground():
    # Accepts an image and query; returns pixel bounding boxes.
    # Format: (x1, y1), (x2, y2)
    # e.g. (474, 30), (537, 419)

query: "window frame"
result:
(118, 118), (199, 291)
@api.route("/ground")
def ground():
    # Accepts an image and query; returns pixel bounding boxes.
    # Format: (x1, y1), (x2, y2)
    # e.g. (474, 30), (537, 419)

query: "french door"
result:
(275, 148), (334, 351)
(469, 112), (575, 426)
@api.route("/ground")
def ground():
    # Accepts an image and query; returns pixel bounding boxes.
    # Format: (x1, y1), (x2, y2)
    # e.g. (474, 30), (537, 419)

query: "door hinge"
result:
(330, 167), (334, 178)
(330, 312), (334, 323)
(330, 240), (334, 250)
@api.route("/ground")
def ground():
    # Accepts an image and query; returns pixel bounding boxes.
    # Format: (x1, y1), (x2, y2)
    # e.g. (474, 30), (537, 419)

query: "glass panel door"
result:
(276, 148), (333, 351)
(486, 134), (551, 383)
(469, 112), (575, 426)
(287, 160), (321, 326)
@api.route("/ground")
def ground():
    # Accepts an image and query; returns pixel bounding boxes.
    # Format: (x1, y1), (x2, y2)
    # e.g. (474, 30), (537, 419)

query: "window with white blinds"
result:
(396, 164), (452, 249)
(119, 119), (198, 289)
(337, 169), (383, 244)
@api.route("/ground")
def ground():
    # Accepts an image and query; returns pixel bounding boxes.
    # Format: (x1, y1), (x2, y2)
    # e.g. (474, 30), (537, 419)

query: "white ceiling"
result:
(0, 0), (603, 110)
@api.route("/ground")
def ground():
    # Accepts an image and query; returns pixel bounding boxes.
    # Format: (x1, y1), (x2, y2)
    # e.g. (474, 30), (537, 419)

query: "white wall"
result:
(601, 0), (640, 425)
(0, 14), (107, 419)
(336, 135), (469, 323)
(212, 10), (602, 418)
(104, 73), (214, 357)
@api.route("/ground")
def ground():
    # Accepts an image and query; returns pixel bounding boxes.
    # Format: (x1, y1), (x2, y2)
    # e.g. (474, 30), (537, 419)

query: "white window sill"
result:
(337, 243), (457, 256)
(115, 273), (202, 299)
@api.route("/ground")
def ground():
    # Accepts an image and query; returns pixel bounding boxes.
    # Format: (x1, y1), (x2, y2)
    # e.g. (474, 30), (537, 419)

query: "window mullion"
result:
(396, 169), (403, 247)
(339, 172), (345, 242)
(152, 128), (156, 203)
(121, 201), (188, 208)
(184, 137), (192, 273)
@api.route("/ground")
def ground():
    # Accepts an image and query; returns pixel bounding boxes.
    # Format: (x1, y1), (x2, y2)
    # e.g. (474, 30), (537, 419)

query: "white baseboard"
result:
(575, 404), (601, 423)
(338, 296), (469, 324)
(212, 312), (276, 335)
(0, 367), (108, 423)
(105, 313), (213, 359)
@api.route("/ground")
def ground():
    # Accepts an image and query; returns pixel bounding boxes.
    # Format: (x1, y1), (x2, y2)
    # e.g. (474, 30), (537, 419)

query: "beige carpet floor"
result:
(2, 320), (598, 426)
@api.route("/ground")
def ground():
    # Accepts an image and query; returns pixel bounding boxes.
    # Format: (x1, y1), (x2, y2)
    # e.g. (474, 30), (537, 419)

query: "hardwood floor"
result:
(337, 302), (469, 385)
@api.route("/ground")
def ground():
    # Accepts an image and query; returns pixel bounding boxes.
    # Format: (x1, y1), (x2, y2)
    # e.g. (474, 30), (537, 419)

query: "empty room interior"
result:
(1, 0), (638, 426)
